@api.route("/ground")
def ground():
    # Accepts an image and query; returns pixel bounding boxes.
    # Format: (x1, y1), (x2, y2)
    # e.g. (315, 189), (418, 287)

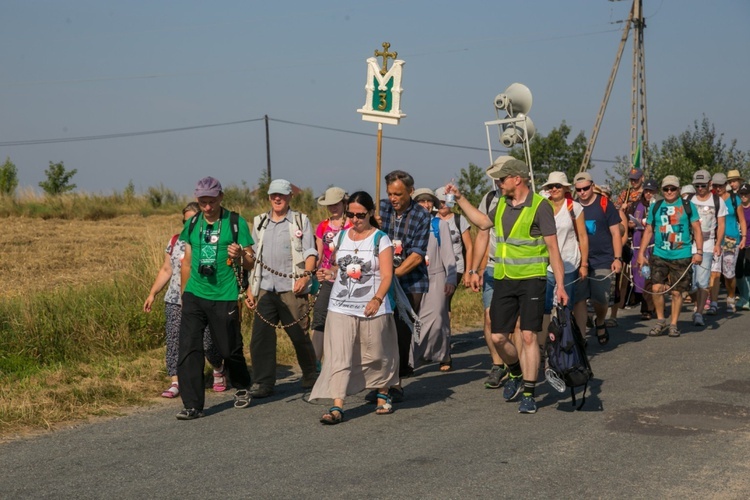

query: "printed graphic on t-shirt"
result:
(333, 254), (374, 303)
(655, 204), (690, 251)
(200, 225), (219, 265)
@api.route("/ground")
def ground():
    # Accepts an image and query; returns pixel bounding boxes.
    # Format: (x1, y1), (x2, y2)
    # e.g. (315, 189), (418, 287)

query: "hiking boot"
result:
(176, 408), (204, 420)
(484, 365), (508, 389)
(503, 375), (523, 402)
(518, 395), (537, 414)
(692, 312), (705, 326)
(233, 389), (252, 409)
(249, 384), (274, 398)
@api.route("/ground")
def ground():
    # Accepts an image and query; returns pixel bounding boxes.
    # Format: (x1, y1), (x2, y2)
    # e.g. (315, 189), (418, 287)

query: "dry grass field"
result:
(1, 212), (484, 439)
(1, 214), (181, 299)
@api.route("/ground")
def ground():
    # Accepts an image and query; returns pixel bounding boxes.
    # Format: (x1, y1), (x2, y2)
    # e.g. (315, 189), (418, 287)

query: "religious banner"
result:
(357, 42), (406, 125)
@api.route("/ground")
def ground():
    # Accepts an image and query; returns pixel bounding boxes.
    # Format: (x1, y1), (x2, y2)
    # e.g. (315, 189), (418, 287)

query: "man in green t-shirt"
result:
(637, 175), (703, 338)
(176, 176), (255, 420)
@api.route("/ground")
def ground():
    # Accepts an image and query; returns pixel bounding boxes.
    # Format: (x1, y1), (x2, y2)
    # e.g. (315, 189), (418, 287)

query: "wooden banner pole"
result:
(375, 122), (383, 216)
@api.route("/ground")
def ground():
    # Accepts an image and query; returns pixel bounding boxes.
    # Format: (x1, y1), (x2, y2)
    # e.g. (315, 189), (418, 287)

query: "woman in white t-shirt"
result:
(541, 172), (589, 333)
(310, 191), (399, 424)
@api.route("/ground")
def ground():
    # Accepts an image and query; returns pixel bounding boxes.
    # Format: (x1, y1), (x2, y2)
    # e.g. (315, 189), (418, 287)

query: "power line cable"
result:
(0, 118), (264, 146)
(0, 115), (620, 164)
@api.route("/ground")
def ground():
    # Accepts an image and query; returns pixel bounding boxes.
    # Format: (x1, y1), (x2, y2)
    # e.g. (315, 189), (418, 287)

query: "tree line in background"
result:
(456, 115), (749, 206)
(1, 115), (748, 212)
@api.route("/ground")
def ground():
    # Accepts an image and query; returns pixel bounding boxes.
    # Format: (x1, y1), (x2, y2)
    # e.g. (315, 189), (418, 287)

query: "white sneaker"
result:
(727, 297), (736, 313)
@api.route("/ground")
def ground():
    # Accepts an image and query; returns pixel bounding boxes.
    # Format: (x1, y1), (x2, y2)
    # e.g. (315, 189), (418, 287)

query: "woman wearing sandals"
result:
(309, 191), (399, 424)
(143, 202), (227, 399)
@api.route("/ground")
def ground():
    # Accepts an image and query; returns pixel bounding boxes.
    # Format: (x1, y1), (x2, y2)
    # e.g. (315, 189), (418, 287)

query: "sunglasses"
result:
(575, 184), (593, 193)
(662, 186), (679, 193)
(546, 183), (564, 190)
(346, 211), (369, 220)
(694, 184), (708, 189)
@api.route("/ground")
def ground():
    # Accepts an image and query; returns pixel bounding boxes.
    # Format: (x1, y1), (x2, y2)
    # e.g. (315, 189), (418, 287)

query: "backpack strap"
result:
(168, 234), (179, 256)
(484, 190), (497, 214)
(229, 211), (240, 244)
(599, 194), (608, 213)
(566, 197), (579, 240)
(256, 212), (270, 231)
(187, 213), (201, 239)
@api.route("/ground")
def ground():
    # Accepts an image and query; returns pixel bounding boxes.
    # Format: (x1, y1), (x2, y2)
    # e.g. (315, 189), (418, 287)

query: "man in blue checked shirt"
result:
(379, 170), (431, 380)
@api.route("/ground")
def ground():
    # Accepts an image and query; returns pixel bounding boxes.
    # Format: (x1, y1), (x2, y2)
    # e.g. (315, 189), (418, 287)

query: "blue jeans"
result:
(545, 270), (578, 314)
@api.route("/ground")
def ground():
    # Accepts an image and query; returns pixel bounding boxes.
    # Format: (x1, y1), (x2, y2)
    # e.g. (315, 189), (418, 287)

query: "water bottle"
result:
(444, 193), (455, 208)
(641, 264), (651, 280)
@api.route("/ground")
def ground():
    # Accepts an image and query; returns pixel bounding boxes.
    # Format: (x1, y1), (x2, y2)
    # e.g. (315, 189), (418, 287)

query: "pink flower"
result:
(346, 263), (362, 280)
(393, 239), (403, 255)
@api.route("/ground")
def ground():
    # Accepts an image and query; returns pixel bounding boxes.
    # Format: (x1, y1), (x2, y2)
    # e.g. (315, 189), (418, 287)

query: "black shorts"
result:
(490, 277), (546, 333)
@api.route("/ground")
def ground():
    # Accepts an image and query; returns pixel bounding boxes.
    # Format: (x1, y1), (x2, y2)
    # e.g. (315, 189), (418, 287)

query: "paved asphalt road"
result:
(2, 304), (749, 499)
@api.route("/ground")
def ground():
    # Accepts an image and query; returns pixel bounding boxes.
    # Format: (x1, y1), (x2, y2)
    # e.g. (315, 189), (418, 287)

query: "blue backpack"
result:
(546, 305), (593, 410)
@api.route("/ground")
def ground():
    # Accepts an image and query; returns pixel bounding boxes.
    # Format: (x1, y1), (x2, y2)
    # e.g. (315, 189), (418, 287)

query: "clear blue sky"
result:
(1, 0), (748, 198)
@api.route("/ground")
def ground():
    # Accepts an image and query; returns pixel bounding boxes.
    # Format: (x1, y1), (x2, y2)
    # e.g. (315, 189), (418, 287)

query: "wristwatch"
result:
(468, 269), (477, 275)
(614, 257), (623, 262)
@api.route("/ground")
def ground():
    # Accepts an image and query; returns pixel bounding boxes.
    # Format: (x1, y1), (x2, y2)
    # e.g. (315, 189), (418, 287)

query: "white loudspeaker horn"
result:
(493, 83), (533, 116)
(500, 115), (536, 147)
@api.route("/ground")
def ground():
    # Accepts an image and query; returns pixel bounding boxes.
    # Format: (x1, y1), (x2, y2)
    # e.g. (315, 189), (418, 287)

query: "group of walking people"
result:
(143, 161), (748, 420)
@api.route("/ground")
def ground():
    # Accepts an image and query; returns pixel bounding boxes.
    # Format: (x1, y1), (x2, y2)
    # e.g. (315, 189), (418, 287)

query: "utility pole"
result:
(580, 0), (647, 173)
(264, 114), (271, 180)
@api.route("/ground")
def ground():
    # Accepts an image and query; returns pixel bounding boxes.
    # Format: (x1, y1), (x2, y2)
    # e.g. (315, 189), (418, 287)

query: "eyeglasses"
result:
(496, 176), (508, 184)
(694, 184), (708, 189)
(346, 211), (368, 220)
(662, 186), (678, 193)
(714, 183), (726, 188)
(546, 183), (564, 190)
(204, 224), (214, 243)
(575, 184), (593, 193)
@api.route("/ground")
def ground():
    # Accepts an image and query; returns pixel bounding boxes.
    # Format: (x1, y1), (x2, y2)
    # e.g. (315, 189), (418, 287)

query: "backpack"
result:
(430, 216), (441, 246)
(453, 212), (468, 267)
(187, 209), (248, 290)
(545, 305), (593, 410)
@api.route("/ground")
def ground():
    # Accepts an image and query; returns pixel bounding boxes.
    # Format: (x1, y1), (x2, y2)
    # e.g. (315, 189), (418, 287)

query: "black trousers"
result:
(177, 292), (252, 411)
(396, 292), (422, 377)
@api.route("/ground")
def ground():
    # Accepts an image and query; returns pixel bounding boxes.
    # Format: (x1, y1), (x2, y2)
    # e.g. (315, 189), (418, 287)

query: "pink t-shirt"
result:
(316, 218), (352, 270)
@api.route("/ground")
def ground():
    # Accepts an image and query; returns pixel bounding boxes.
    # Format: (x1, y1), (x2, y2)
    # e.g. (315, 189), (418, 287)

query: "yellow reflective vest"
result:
(494, 193), (550, 280)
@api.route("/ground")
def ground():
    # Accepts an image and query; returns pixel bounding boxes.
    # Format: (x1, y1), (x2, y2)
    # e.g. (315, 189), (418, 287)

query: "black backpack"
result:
(545, 305), (593, 410)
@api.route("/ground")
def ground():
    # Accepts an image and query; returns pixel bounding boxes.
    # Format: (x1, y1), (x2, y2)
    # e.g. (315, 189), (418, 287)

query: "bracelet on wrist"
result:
(372, 296), (383, 305)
